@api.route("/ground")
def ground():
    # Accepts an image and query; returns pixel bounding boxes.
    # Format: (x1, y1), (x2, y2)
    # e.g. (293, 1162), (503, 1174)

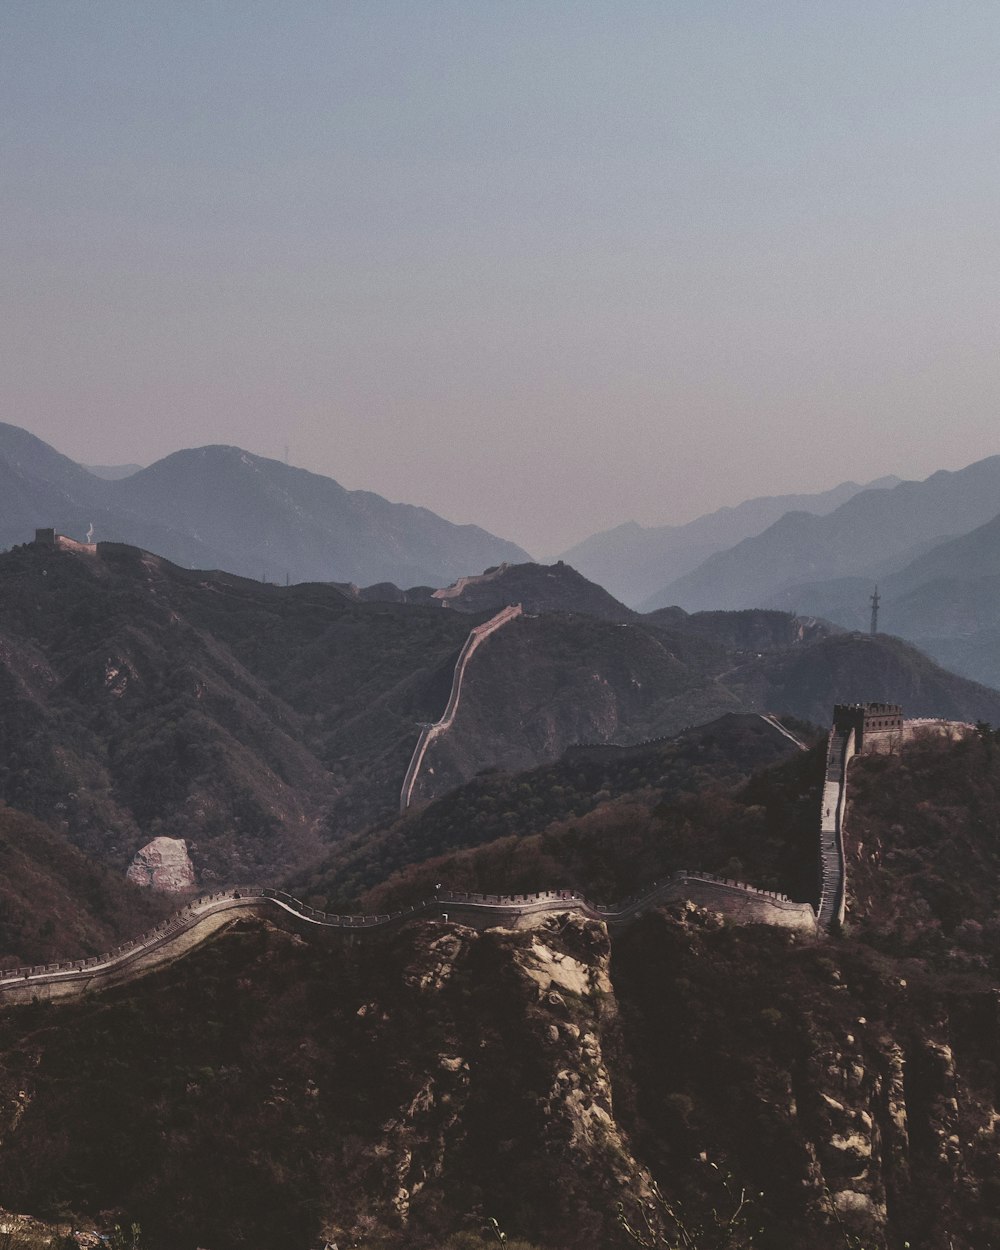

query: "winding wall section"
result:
(400, 603), (522, 812)
(0, 872), (816, 1006)
(0, 709), (858, 1008)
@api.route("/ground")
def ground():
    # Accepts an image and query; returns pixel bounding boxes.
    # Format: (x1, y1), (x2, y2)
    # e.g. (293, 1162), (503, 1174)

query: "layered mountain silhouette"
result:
(560, 475), (900, 607)
(762, 509), (1000, 688)
(643, 456), (1000, 614)
(0, 422), (531, 587)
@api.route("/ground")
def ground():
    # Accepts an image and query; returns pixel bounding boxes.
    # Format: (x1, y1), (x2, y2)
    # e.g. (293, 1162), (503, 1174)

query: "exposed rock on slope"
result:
(1, 896), (997, 1249)
(0, 912), (658, 1250)
(126, 837), (196, 892)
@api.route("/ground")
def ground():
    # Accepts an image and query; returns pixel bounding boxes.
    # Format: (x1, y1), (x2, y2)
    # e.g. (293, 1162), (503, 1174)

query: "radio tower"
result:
(870, 585), (880, 636)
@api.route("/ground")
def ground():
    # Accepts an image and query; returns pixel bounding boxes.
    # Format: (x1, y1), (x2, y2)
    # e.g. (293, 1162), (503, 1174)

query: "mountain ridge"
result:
(644, 455), (1000, 612)
(559, 474), (902, 606)
(0, 423), (532, 589)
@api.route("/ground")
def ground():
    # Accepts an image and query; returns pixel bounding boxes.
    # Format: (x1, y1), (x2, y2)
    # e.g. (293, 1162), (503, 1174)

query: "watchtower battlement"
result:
(31, 528), (97, 556)
(833, 702), (903, 755)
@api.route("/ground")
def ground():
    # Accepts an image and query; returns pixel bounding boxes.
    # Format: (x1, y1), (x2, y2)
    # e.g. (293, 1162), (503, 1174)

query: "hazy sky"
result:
(3, 2), (999, 554)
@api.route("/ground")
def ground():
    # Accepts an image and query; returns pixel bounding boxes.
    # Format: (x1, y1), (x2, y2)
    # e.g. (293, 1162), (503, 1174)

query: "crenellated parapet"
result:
(0, 702), (904, 1004)
(0, 872), (817, 1006)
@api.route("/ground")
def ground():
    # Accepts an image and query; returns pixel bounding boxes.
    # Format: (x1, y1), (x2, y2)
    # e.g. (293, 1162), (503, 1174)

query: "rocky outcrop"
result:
(323, 912), (661, 1248)
(125, 837), (195, 892)
(0, 906), (998, 1249)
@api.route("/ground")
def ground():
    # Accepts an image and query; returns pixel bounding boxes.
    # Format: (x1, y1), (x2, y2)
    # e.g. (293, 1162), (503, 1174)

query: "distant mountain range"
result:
(8, 420), (1000, 692)
(559, 476), (901, 607)
(643, 456), (1000, 614)
(0, 423), (531, 588)
(578, 453), (1000, 691)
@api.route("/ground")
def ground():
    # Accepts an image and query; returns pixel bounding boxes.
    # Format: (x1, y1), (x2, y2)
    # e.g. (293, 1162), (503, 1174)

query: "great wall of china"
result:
(0, 697), (973, 1009)
(399, 603), (522, 811)
(0, 871), (817, 1006)
(6, 534), (976, 1008)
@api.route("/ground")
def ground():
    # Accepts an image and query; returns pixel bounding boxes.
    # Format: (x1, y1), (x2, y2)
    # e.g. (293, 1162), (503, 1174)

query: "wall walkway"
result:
(399, 604), (522, 812)
(817, 724), (855, 930)
(0, 872), (817, 1007)
(0, 707), (859, 1008)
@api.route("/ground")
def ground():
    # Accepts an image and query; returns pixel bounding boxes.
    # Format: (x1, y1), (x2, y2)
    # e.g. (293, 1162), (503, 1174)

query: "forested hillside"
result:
(2, 539), (999, 890)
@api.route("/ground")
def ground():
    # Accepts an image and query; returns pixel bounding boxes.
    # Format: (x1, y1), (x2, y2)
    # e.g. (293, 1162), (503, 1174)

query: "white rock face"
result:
(126, 837), (196, 892)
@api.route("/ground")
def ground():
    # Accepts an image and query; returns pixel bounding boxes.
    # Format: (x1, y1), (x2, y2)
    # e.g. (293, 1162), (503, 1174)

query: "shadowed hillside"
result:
(2, 537), (999, 890)
(0, 807), (171, 969)
(291, 713), (823, 909)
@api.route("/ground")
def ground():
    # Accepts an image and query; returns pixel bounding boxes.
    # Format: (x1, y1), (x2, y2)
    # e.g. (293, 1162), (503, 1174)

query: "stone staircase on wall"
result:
(817, 724), (855, 930)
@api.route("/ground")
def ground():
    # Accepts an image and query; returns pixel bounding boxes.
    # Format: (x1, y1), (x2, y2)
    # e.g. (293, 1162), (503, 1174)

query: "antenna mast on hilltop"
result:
(870, 585), (880, 636)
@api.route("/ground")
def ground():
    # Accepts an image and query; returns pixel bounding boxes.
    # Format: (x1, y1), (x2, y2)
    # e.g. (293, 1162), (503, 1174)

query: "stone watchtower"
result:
(833, 702), (903, 755)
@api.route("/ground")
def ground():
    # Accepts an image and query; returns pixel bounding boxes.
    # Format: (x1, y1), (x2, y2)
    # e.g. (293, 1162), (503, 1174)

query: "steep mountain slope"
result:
(0, 540), (476, 879)
(761, 512), (1000, 688)
(732, 631), (1000, 723)
(0, 807), (171, 970)
(0, 423), (227, 567)
(0, 421), (105, 501)
(0, 422), (531, 588)
(861, 515), (1000, 685)
(845, 731), (1000, 950)
(875, 509), (1000, 600)
(3, 730), (1000, 1249)
(644, 456), (1000, 612)
(409, 620), (1000, 811)
(109, 446), (532, 587)
(560, 476), (900, 607)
